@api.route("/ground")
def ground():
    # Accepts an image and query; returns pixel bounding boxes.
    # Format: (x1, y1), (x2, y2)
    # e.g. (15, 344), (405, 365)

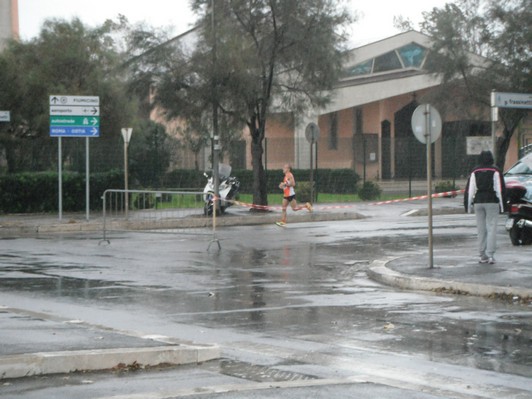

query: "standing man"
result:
(276, 163), (312, 227)
(464, 150), (506, 264)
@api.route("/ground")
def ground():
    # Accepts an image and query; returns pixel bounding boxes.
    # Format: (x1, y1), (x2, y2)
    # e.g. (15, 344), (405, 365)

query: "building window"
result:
(329, 113), (338, 150)
(398, 43), (427, 68)
(344, 59), (373, 77)
(373, 51), (402, 73)
(343, 42), (428, 77)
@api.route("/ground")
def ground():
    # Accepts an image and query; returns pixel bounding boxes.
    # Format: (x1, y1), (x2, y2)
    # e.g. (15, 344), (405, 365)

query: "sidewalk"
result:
(0, 305), (220, 379)
(368, 249), (532, 304)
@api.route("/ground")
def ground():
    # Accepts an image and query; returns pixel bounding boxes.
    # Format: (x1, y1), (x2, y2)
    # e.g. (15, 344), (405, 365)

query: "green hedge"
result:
(162, 168), (359, 194)
(0, 170), (123, 213)
(232, 168), (359, 194)
(0, 168), (359, 213)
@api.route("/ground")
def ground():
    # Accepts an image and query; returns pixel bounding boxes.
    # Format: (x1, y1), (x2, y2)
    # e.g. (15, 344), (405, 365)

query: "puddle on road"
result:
(0, 274), (142, 301)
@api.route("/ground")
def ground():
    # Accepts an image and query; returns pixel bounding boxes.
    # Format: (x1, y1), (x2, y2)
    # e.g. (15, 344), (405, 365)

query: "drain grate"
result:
(217, 359), (319, 383)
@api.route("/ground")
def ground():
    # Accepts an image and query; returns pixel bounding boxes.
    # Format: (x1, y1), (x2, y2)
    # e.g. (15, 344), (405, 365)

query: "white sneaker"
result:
(488, 257), (496, 264)
(479, 257), (488, 264)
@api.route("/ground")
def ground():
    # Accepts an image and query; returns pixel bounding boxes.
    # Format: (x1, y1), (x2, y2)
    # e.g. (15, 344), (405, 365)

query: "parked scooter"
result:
(505, 180), (532, 245)
(203, 164), (240, 216)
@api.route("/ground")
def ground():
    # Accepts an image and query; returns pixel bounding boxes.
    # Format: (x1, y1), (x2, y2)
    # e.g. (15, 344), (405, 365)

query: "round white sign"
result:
(305, 122), (320, 144)
(411, 104), (442, 144)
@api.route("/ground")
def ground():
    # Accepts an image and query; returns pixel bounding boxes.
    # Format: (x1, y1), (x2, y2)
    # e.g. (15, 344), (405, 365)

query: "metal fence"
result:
(101, 189), (220, 249)
(520, 144), (532, 158)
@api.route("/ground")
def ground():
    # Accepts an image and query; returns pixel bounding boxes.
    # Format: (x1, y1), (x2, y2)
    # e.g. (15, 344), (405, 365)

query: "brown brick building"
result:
(0, 0), (18, 51)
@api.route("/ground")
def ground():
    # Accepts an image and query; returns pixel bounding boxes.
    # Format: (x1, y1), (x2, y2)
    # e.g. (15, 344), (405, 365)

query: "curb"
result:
(0, 211), (367, 235)
(367, 259), (532, 300)
(0, 344), (220, 380)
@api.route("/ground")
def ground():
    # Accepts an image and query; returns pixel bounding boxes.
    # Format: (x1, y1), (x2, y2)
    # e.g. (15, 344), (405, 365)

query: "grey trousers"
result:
(474, 202), (500, 258)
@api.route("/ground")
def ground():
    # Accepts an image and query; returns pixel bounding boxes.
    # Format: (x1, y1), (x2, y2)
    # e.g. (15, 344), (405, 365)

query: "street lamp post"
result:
(121, 128), (133, 218)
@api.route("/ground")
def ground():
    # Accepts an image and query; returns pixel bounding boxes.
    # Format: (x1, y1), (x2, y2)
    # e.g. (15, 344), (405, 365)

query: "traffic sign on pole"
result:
(49, 95), (101, 223)
(492, 92), (532, 109)
(411, 104), (442, 144)
(0, 111), (10, 122)
(49, 95), (99, 106)
(50, 116), (99, 127)
(49, 95), (100, 138)
(50, 105), (99, 116)
(50, 126), (100, 137)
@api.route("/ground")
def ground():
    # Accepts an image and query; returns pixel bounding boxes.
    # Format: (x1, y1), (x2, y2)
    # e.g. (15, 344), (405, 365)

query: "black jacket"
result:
(464, 165), (506, 213)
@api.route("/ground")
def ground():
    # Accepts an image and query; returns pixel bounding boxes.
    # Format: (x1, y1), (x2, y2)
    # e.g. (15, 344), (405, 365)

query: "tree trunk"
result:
(250, 128), (268, 209)
(496, 134), (510, 171)
(497, 109), (527, 170)
(2, 138), (17, 173)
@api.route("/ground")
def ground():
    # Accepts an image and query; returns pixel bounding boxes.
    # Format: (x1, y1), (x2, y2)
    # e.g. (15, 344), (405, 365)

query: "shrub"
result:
(295, 181), (312, 203)
(434, 181), (459, 197)
(357, 181), (382, 201)
(0, 170), (123, 213)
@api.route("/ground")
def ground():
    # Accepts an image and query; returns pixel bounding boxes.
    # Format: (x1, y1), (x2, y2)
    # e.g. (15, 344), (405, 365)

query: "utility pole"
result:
(211, 0), (220, 213)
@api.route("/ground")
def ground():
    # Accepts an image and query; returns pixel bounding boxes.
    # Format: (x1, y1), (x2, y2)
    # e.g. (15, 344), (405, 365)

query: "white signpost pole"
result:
(121, 128), (133, 219)
(58, 137), (63, 221)
(425, 104), (434, 269)
(490, 91), (498, 162)
(86, 137), (90, 221)
(412, 104), (442, 269)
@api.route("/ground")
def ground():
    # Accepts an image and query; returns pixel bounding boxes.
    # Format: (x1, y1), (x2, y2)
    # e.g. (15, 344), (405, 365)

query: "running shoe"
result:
(275, 221), (286, 227)
(305, 202), (313, 212)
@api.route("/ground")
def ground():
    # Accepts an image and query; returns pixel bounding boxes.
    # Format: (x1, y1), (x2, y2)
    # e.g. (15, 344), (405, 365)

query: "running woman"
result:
(276, 163), (312, 226)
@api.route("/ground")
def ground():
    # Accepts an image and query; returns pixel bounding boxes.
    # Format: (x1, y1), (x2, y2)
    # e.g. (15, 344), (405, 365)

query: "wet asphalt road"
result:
(0, 205), (531, 398)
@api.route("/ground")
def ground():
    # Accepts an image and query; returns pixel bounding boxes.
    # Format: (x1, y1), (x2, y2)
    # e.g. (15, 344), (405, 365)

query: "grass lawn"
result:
(136, 192), (406, 210)
(236, 193), (400, 205)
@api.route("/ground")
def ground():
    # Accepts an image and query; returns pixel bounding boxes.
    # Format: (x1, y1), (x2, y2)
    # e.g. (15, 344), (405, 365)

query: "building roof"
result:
(322, 30), (441, 114)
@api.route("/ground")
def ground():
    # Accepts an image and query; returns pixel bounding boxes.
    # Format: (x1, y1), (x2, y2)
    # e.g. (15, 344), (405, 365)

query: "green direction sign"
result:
(50, 116), (100, 127)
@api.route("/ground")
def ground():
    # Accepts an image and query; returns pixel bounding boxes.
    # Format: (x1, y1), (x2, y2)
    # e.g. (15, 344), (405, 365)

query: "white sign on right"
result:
(0, 111), (10, 122)
(466, 136), (492, 155)
(493, 92), (532, 109)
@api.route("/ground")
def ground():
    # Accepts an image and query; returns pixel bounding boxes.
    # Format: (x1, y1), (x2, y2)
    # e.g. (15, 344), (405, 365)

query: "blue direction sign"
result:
(49, 95), (101, 137)
(50, 126), (100, 137)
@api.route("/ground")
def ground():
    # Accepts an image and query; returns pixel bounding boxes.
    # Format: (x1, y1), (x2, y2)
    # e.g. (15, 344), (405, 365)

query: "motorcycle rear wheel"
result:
(204, 202), (224, 216)
(509, 225), (532, 245)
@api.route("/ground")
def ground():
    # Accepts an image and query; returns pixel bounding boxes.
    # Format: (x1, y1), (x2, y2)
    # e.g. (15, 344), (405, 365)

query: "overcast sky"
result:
(18, 0), (452, 48)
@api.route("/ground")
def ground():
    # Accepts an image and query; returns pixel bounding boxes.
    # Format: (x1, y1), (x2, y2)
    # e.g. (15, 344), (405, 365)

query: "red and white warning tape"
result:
(231, 200), (279, 211)
(369, 189), (465, 205)
(223, 189), (464, 212)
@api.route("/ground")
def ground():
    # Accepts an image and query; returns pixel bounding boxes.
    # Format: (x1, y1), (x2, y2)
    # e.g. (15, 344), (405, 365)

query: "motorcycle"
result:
(505, 180), (532, 245)
(203, 163), (240, 216)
